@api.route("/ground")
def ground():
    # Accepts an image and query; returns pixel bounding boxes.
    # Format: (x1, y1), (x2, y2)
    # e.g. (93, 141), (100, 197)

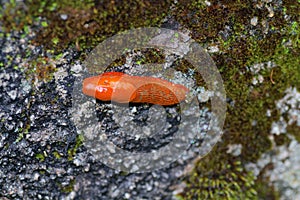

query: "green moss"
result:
(178, 148), (257, 200)
(15, 132), (24, 143)
(59, 179), (76, 193)
(273, 134), (292, 146)
(35, 152), (46, 162)
(287, 124), (300, 143)
(14, 114), (31, 143)
(254, 175), (280, 200)
(67, 134), (84, 161)
(1, 0), (172, 52)
(25, 56), (57, 83)
(53, 151), (62, 159)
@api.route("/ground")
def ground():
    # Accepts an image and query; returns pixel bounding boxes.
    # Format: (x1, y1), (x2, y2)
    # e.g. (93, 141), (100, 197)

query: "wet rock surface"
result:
(0, 28), (209, 199)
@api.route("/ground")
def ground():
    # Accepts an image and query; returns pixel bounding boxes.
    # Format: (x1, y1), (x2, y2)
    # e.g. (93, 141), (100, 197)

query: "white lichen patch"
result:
(246, 61), (276, 86)
(207, 45), (219, 53)
(226, 144), (242, 156)
(246, 135), (300, 200)
(70, 61), (83, 75)
(251, 16), (258, 26)
(246, 87), (300, 199)
(271, 87), (300, 135)
(271, 117), (287, 135)
(195, 87), (213, 103)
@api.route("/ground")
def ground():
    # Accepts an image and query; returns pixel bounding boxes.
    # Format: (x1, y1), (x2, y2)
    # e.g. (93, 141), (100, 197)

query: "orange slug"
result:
(82, 72), (189, 105)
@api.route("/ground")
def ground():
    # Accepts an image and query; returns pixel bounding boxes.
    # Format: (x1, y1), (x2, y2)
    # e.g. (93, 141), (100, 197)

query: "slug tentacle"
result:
(82, 72), (189, 105)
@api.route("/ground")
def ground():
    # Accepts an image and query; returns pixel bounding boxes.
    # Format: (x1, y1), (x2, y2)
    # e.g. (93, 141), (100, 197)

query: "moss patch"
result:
(59, 179), (76, 193)
(1, 0), (173, 52)
(67, 134), (84, 161)
(174, 0), (299, 199)
(24, 56), (57, 83)
(178, 146), (257, 199)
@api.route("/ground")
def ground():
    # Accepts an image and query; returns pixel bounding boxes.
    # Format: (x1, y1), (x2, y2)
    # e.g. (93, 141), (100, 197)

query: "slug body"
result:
(82, 72), (189, 105)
